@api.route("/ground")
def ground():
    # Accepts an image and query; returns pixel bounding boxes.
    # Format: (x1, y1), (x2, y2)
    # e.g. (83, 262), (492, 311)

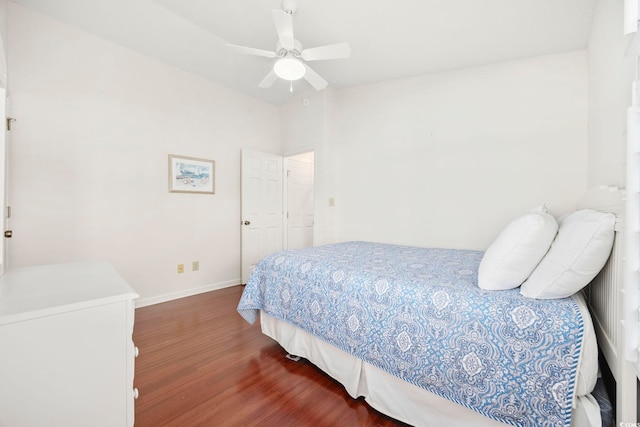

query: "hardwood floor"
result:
(133, 285), (410, 427)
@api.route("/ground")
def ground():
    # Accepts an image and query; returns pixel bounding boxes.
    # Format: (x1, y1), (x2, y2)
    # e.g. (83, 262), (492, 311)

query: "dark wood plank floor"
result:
(133, 285), (410, 427)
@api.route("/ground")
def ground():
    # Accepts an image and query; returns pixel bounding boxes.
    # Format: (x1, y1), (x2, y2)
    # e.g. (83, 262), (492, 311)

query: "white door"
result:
(241, 149), (284, 284)
(0, 89), (8, 276)
(285, 152), (314, 250)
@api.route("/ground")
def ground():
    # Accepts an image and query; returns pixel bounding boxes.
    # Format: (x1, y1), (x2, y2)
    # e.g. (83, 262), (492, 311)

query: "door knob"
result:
(4, 230), (12, 238)
(243, 220), (251, 225)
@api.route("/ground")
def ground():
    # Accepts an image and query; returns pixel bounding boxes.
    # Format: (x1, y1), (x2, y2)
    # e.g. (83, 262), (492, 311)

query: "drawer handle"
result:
(135, 346), (139, 358)
(133, 388), (139, 399)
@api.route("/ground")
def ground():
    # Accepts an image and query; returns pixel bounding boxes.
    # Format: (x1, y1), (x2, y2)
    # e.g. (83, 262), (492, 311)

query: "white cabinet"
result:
(0, 262), (139, 427)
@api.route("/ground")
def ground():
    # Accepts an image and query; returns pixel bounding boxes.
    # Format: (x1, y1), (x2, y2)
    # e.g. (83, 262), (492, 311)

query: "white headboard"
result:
(579, 186), (637, 423)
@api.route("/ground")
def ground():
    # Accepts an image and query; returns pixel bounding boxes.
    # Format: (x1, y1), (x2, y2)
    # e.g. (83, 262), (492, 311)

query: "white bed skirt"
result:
(260, 307), (601, 427)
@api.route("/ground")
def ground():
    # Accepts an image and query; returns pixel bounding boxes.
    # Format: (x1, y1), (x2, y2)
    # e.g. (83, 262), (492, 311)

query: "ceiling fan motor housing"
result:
(276, 39), (303, 57)
(281, 0), (298, 15)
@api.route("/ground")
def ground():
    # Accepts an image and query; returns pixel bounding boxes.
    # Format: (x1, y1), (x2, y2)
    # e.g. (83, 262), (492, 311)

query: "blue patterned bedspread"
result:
(237, 242), (584, 427)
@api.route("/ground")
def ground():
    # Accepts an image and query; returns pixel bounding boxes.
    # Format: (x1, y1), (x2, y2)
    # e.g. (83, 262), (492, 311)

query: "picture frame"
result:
(168, 155), (215, 194)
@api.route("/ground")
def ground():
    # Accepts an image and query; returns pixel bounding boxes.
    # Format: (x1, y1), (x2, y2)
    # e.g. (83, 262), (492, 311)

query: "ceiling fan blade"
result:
(303, 65), (328, 90)
(301, 43), (352, 61)
(272, 10), (295, 50)
(258, 70), (278, 88)
(225, 44), (276, 58)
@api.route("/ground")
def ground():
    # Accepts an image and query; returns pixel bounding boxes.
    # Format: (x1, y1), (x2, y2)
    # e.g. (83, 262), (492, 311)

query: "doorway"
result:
(240, 149), (315, 283)
(285, 151), (314, 250)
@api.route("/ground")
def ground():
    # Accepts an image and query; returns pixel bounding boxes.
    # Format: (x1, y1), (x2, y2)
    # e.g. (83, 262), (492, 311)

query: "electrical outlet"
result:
(192, 261), (199, 271)
(177, 264), (184, 274)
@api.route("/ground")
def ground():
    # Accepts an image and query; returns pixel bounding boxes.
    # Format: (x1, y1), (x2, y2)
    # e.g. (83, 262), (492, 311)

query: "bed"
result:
(237, 187), (633, 427)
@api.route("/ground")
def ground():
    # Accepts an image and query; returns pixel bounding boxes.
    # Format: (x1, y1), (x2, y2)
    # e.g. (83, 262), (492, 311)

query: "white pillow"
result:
(520, 209), (616, 299)
(478, 206), (558, 290)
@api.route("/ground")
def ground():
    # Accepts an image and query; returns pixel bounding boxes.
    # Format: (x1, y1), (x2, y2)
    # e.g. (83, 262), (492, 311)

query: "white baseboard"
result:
(134, 279), (242, 308)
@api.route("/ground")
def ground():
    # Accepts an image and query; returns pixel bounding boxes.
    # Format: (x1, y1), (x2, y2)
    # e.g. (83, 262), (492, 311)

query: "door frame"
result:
(0, 89), (8, 276)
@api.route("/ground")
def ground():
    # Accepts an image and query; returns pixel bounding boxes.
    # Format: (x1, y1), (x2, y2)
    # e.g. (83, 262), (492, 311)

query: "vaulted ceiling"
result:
(11, 0), (597, 105)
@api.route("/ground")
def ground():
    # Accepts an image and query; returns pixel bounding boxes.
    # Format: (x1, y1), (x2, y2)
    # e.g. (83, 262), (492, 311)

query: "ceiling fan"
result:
(225, 0), (351, 91)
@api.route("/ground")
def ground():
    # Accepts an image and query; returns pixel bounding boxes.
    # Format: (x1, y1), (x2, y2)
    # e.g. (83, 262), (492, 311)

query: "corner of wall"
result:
(278, 85), (339, 246)
(587, 0), (633, 188)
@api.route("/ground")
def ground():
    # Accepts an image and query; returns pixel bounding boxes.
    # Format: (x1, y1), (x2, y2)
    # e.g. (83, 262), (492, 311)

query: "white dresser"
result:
(0, 262), (139, 427)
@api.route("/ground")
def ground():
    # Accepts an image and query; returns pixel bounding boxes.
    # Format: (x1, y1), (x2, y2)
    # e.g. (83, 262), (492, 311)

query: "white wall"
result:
(587, 0), (634, 188)
(281, 87), (325, 157)
(7, 3), (281, 304)
(282, 52), (588, 250)
(0, 0), (7, 88)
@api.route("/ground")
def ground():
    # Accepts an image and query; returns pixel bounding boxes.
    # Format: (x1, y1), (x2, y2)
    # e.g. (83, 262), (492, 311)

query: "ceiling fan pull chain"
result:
(290, 80), (293, 93)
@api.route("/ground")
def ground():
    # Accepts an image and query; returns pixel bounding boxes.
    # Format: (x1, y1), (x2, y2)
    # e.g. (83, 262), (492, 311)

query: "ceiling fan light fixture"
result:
(273, 56), (306, 81)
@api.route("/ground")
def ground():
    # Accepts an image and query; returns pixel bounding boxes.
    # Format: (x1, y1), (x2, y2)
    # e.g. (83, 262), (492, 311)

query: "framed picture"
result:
(168, 155), (215, 194)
